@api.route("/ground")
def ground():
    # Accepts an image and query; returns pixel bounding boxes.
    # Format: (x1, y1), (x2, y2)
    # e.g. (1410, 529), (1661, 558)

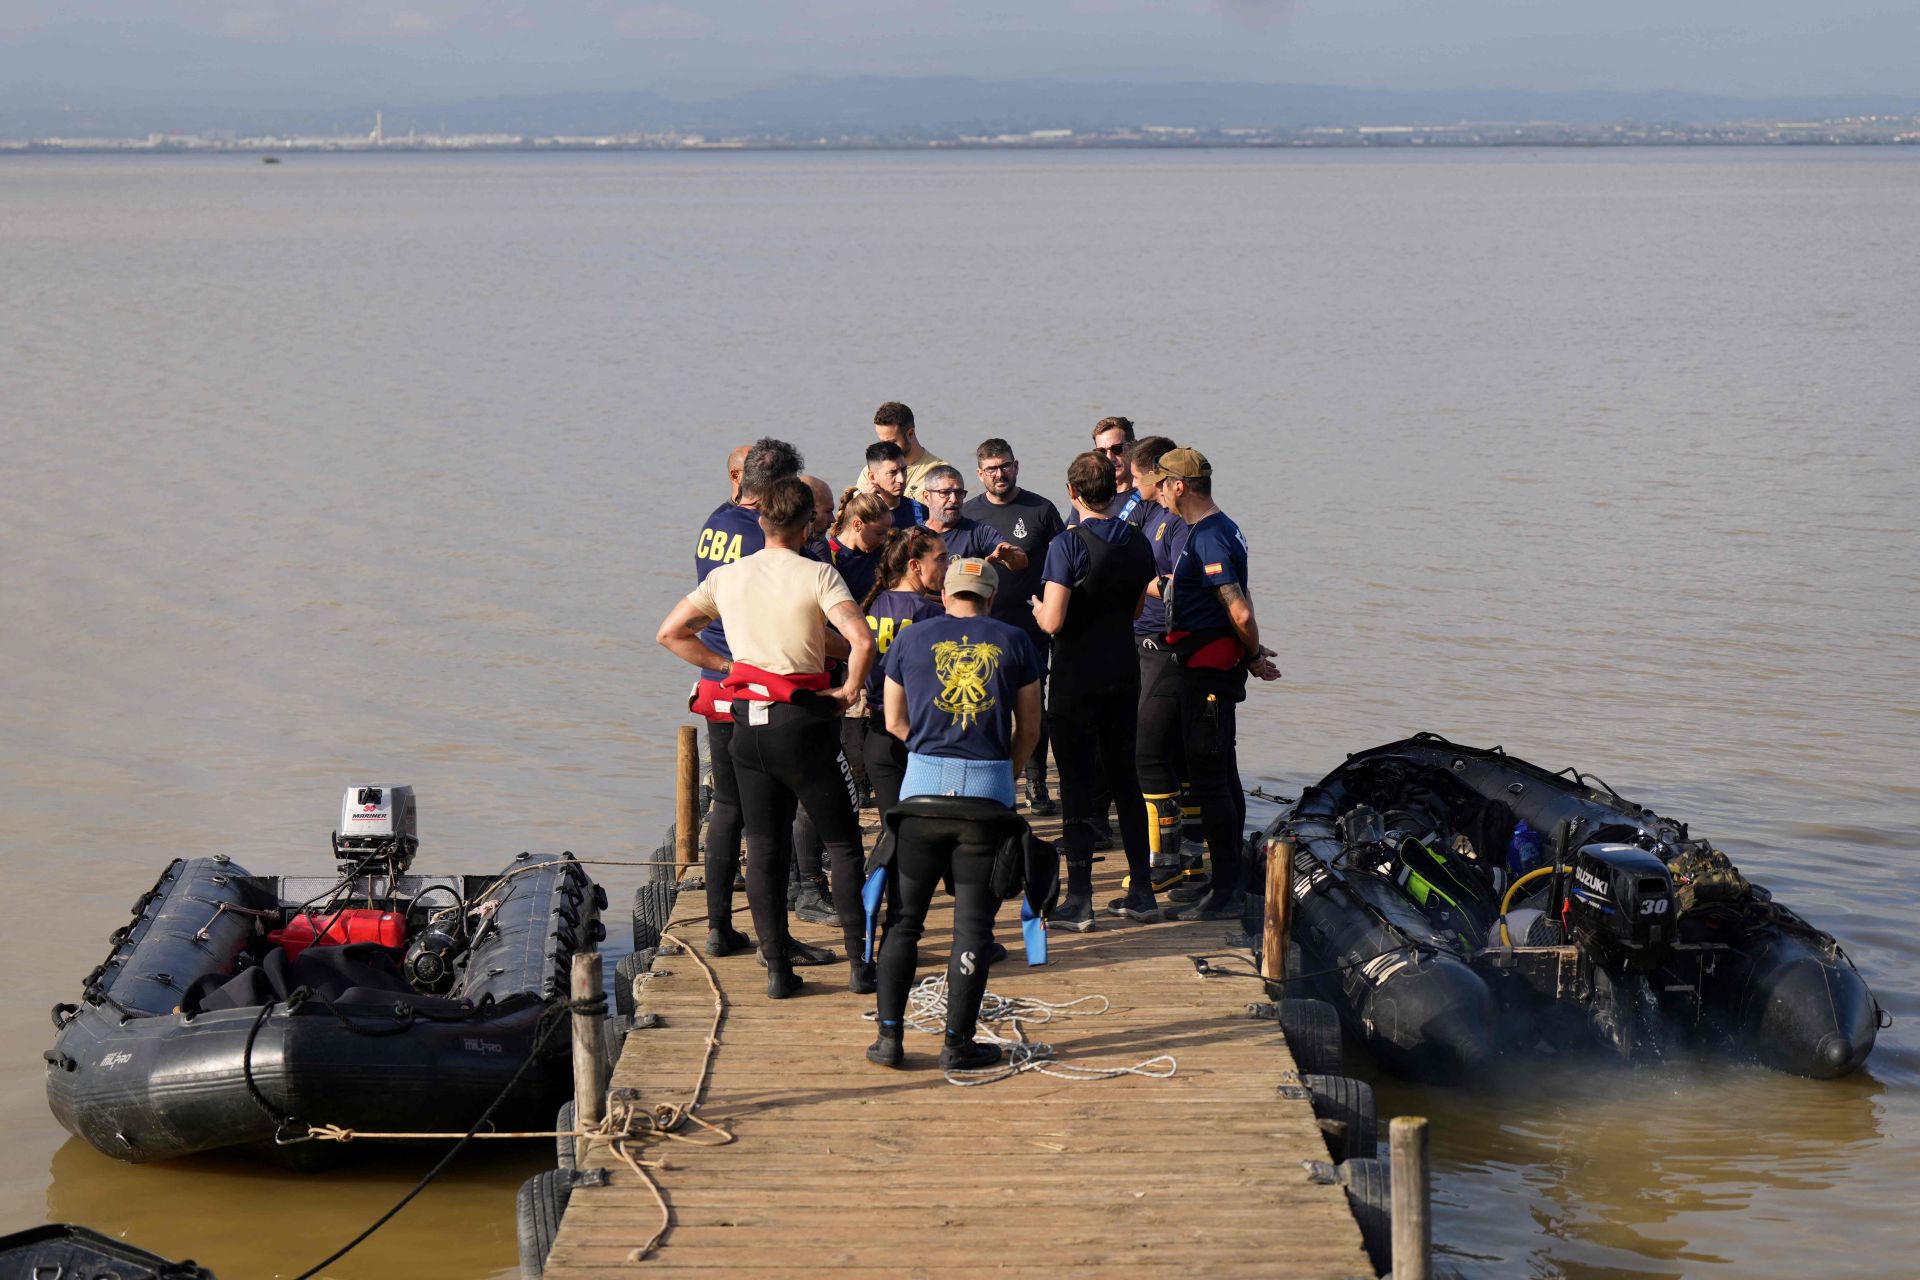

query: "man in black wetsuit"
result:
(965, 438), (1065, 816)
(1031, 451), (1158, 930)
(1135, 446), (1282, 921)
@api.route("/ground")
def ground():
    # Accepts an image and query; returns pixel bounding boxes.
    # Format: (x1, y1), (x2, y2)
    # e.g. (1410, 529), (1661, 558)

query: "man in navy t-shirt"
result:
(1134, 446), (1281, 924)
(919, 463), (1028, 570)
(964, 437), (1067, 815)
(1129, 436), (1198, 897)
(1067, 416), (1150, 528)
(862, 440), (929, 530)
(871, 556), (1044, 1073)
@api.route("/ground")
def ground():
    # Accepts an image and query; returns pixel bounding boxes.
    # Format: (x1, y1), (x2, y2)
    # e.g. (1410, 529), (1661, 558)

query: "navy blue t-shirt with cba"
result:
(884, 614), (1043, 761)
(1165, 511), (1250, 636)
(692, 502), (766, 677)
(863, 589), (944, 705)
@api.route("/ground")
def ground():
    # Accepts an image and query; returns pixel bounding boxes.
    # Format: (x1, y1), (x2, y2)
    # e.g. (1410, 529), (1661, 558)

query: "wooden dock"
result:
(544, 822), (1376, 1279)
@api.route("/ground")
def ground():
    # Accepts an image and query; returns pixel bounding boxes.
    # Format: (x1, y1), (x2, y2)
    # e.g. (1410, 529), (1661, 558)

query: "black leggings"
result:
(1048, 671), (1150, 893)
(704, 719), (744, 931)
(729, 701), (865, 962)
(791, 715), (865, 883)
(1177, 665), (1249, 899)
(875, 817), (1001, 1043)
(862, 714), (907, 824)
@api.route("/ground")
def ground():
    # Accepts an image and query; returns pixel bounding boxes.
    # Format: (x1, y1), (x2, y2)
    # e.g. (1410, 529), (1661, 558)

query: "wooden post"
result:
(675, 723), (699, 880)
(571, 951), (606, 1171)
(1390, 1115), (1432, 1280)
(1261, 834), (1295, 994)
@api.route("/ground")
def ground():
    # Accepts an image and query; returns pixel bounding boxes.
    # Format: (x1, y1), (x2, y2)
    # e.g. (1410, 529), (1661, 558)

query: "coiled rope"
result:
(871, 975), (1178, 1087)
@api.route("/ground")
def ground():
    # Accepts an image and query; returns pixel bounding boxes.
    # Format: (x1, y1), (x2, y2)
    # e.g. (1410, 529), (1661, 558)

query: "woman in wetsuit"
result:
(657, 476), (877, 998)
(869, 556), (1044, 1071)
(860, 528), (949, 825)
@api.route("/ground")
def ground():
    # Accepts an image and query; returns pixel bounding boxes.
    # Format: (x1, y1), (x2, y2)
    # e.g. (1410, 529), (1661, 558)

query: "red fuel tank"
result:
(269, 909), (406, 960)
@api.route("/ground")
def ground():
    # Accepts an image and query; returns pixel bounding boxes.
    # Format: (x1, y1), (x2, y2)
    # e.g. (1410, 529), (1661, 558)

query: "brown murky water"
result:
(3, 149), (1914, 1277)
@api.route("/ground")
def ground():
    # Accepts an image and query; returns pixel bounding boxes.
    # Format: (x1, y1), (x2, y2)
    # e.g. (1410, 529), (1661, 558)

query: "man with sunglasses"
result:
(1069, 416), (1150, 528)
(965, 438), (1066, 816)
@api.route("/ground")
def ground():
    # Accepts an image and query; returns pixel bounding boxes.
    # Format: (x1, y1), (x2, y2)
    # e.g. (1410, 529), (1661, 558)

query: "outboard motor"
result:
(1565, 842), (1676, 972)
(336, 785), (419, 877)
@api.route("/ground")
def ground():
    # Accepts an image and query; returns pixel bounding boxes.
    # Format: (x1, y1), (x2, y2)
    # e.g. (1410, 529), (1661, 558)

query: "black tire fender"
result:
(516, 1168), (572, 1279)
(554, 1099), (576, 1173)
(1302, 1073), (1378, 1162)
(1338, 1156), (1392, 1276)
(1276, 997), (1343, 1075)
(630, 881), (677, 953)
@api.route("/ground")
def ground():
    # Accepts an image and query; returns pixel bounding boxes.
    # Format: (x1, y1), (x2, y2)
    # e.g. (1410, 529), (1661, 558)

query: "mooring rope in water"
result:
(869, 974), (1178, 1087)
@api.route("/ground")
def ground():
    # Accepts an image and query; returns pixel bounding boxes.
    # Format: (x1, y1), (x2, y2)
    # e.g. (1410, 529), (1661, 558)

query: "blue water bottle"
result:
(1507, 819), (1544, 877)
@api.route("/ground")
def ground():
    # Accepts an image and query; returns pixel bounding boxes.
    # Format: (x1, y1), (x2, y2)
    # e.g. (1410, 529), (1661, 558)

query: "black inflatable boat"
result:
(45, 786), (606, 1163)
(1264, 735), (1881, 1082)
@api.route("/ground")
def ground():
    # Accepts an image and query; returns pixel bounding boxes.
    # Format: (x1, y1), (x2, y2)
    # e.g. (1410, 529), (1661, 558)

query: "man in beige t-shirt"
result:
(685, 547), (854, 682)
(853, 400), (946, 505)
(658, 475), (877, 998)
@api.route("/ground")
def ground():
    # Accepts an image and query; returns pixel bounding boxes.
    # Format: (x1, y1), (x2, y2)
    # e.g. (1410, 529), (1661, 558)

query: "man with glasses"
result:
(918, 464), (1027, 571)
(964, 438), (1065, 816)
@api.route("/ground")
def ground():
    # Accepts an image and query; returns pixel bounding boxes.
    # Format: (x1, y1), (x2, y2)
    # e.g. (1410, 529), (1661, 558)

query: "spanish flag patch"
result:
(1204, 561), (1225, 575)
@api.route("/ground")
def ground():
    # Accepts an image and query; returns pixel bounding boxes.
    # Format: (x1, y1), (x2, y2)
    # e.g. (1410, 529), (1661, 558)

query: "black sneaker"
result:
(766, 969), (805, 999)
(705, 924), (752, 956)
(849, 961), (877, 994)
(1104, 888), (1162, 923)
(1168, 875), (1213, 904)
(793, 878), (837, 925)
(756, 937), (839, 968)
(866, 1034), (903, 1068)
(1052, 893), (1096, 933)
(1024, 777), (1056, 817)
(940, 1039), (1005, 1071)
(1168, 890), (1247, 922)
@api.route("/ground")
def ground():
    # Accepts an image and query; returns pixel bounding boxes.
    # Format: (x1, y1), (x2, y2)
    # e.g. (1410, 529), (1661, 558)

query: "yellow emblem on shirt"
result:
(931, 635), (1003, 730)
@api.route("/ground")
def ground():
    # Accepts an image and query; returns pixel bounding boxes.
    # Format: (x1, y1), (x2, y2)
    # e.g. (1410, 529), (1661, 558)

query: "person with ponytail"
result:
(829, 487), (895, 605)
(860, 528), (949, 823)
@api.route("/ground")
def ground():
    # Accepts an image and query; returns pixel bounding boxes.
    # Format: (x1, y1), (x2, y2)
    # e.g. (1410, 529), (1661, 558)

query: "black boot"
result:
(705, 924), (752, 956)
(765, 961), (806, 999)
(940, 1032), (1005, 1072)
(849, 960), (877, 994)
(866, 1023), (904, 1068)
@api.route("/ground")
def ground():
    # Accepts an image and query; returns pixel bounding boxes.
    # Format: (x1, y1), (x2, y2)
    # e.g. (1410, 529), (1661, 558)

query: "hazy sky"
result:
(2, 1), (1915, 108)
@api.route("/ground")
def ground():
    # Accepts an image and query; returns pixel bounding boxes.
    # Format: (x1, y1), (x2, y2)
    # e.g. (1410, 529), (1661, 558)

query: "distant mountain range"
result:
(9, 76), (1920, 141)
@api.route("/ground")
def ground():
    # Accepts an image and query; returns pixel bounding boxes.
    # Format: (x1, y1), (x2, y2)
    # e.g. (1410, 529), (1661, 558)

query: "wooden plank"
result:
(544, 786), (1375, 1279)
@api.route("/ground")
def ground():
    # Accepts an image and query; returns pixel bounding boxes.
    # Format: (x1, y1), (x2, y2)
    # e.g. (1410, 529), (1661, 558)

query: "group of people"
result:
(655, 403), (1280, 1068)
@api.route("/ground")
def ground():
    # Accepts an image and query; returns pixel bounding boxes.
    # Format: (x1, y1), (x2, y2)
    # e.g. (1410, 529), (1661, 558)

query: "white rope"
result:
(868, 975), (1178, 1086)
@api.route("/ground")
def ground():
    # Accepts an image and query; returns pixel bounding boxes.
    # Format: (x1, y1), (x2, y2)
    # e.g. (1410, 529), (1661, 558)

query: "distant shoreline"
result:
(7, 136), (1920, 157)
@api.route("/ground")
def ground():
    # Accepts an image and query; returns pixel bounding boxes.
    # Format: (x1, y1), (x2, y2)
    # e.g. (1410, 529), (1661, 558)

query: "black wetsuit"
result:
(1043, 518), (1156, 896)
